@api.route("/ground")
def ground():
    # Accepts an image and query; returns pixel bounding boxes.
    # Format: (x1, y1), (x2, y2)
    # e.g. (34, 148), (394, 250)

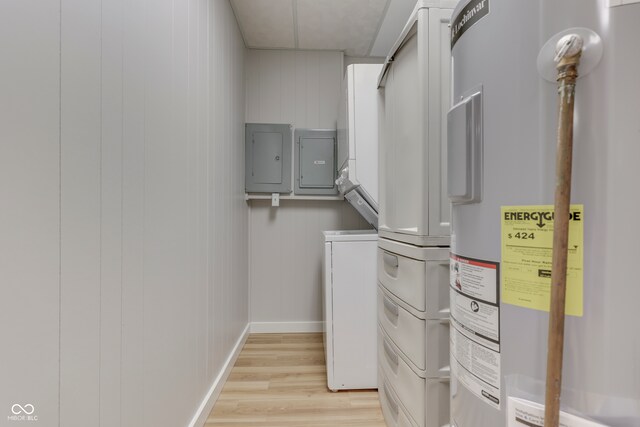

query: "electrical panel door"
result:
(245, 123), (292, 193)
(253, 132), (283, 184)
(295, 129), (338, 195)
(301, 138), (334, 187)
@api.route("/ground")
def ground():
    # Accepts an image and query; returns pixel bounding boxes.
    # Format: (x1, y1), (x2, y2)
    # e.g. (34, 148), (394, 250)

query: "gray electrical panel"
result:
(294, 129), (338, 195)
(245, 123), (292, 193)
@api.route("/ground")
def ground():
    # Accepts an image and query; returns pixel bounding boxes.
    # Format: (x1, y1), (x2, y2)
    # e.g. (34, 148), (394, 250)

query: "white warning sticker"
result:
(450, 253), (501, 409)
(451, 254), (498, 303)
(507, 397), (608, 427)
(451, 330), (501, 409)
(451, 289), (500, 351)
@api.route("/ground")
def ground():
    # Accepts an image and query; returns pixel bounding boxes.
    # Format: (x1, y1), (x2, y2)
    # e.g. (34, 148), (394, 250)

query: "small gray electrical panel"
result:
(447, 89), (483, 204)
(245, 123), (292, 193)
(294, 129), (338, 195)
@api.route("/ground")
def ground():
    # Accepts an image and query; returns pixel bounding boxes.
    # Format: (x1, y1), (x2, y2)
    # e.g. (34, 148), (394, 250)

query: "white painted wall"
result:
(0, 1), (247, 426)
(246, 50), (344, 128)
(249, 200), (371, 330)
(245, 50), (372, 330)
(344, 55), (386, 72)
(0, 1), (61, 424)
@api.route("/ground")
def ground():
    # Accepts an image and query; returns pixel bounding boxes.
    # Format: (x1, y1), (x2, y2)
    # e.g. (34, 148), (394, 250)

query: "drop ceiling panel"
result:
(231, 0), (295, 49)
(296, 0), (389, 56)
(369, 0), (417, 57)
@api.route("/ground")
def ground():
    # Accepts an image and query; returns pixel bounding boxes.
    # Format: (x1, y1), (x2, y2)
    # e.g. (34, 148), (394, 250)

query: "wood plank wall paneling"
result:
(0, 1), (247, 426)
(0, 0), (61, 423)
(245, 50), (342, 129)
(59, 0), (103, 422)
(100, 0), (125, 425)
(120, 0), (147, 425)
(249, 201), (371, 325)
(245, 50), (372, 327)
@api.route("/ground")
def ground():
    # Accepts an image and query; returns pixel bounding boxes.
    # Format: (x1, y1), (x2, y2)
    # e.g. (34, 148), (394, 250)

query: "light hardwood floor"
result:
(205, 333), (387, 427)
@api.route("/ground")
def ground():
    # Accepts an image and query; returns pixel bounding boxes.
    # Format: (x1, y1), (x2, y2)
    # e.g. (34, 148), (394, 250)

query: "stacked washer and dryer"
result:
(376, 1), (458, 426)
(322, 64), (383, 392)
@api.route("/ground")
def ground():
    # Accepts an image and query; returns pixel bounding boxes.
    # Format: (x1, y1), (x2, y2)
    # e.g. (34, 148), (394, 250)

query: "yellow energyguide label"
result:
(501, 205), (584, 317)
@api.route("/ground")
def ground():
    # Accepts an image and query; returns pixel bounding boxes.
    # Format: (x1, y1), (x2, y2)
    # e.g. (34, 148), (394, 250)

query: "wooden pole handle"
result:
(543, 51), (581, 427)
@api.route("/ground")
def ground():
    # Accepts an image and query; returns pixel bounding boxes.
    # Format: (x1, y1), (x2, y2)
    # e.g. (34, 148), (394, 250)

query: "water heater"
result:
(448, 1), (640, 426)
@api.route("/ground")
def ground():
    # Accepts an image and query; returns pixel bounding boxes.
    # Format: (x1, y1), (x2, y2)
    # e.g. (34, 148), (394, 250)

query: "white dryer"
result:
(335, 64), (383, 229)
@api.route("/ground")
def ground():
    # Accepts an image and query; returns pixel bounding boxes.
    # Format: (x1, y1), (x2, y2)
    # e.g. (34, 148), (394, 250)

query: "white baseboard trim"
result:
(250, 321), (323, 333)
(188, 323), (250, 427)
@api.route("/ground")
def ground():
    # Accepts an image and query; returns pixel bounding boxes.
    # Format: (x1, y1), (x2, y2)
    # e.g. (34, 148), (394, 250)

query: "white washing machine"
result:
(322, 230), (378, 391)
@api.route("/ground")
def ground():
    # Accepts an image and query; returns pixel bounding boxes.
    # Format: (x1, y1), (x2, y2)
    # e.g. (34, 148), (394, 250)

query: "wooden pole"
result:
(544, 43), (582, 427)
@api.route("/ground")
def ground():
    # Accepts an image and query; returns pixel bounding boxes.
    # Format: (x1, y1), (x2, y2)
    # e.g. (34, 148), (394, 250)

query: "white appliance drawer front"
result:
(377, 239), (450, 319)
(378, 370), (419, 427)
(379, 302), (450, 379)
(378, 327), (426, 427)
(378, 287), (426, 371)
(378, 247), (426, 313)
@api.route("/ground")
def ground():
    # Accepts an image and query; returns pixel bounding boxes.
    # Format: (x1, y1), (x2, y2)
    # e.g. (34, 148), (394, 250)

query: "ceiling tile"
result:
(369, 0), (417, 57)
(231, 0), (296, 49)
(296, 0), (389, 56)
